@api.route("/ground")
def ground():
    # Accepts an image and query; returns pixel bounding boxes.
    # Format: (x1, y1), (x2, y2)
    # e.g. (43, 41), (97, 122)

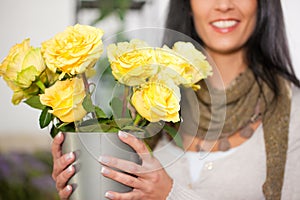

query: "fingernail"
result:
(101, 167), (110, 175)
(66, 185), (72, 192)
(118, 131), (128, 138)
(98, 156), (110, 164)
(105, 192), (114, 199)
(56, 132), (62, 139)
(66, 152), (74, 161)
(67, 165), (74, 174)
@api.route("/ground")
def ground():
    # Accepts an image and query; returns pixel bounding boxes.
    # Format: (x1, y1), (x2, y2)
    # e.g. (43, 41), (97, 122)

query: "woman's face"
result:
(190, 0), (257, 55)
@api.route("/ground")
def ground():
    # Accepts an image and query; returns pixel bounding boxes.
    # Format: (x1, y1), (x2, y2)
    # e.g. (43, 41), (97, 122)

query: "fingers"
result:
(58, 185), (73, 200)
(52, 152), (75, 181)
(51, 132), (64, 160)
(51, 132), (75, 200)
(56, 165), (75, 191)
(118, 131), (152, 162)
(101, 166), (143, 189)
(104, 190), (142, 200)
(99, 155), (143, 175)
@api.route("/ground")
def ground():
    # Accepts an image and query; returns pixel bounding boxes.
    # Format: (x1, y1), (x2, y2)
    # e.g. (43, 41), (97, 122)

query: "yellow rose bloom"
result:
(107, 39), (212, 88)
(40, 77), (87, 123)
(171, 42), (212, 87)
(0, 38), (46, 104)
(40, 68), (60, 87)
(41, 24), (104, 78)
(131, 80), (181, 123)
(107, 39), (158, 86)
(154, 48), (190, 85)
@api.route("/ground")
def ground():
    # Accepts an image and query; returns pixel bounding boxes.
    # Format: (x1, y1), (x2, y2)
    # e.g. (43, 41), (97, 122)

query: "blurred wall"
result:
(0, 0), (76, 151)
(0, 0), (299, 150)
(282, 0), (300, 77)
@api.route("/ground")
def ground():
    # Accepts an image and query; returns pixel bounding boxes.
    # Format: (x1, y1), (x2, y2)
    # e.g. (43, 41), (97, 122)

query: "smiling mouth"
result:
(211, 20), (239, 29)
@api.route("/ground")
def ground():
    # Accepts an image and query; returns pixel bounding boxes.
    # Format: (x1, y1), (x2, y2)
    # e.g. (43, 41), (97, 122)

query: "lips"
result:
(210, 20), (239, 33)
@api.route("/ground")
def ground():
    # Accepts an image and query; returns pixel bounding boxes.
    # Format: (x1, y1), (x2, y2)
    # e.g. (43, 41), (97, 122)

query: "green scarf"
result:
(180, 68), (291, 199)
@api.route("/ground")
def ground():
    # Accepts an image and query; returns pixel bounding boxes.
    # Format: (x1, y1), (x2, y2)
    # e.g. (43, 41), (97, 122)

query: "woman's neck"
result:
(206, 49), (248, 89)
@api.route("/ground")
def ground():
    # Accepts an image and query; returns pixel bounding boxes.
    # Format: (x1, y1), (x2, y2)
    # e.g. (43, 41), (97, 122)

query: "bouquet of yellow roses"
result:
(0, 24), (212, 145)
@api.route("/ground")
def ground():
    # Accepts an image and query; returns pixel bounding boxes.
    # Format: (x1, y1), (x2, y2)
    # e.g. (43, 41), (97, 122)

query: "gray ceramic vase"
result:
(62, 132), (141, 200)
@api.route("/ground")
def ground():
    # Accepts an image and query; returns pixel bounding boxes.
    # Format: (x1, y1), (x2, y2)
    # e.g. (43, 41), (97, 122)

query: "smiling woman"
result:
(190, 0), (257, 57)
(47, 0), (300, 199)
(162, 0), (300, 199)
(23, 0), (300, 199)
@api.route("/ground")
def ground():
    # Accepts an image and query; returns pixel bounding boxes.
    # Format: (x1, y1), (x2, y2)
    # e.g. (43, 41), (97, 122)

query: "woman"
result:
(51, 0), (300, 199)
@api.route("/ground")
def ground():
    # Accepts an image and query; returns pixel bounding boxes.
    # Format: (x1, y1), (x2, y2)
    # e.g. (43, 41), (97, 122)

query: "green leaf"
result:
(110, 97), (131, 118)
(50, 125), (59, 138)
(59, 123), (75, 132)
(106, 127), (119, 133)
(77, 124), (103, 132)
(95, 106), (107, 118)
(24, 96), (45, 110)
(77, 118), (119, 132)
(97, 123), (119, 132)
(79, 118), (101, 127)
(163, 125), (183, 149)
(122, 125), (145, 133)
(114, 118), (133, 128)
(82, 94), (94, 112)
(39, 107), (53, 129)
(110, 97), (123, 118)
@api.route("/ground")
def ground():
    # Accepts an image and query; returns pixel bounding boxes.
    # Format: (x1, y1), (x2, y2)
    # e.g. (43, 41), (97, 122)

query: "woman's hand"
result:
(51, 132), (76, 199)
(99, 131), (173, 200)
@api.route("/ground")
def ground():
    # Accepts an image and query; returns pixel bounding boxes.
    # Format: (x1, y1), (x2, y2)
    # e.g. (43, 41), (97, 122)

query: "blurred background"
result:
(0, 0), (299, 199)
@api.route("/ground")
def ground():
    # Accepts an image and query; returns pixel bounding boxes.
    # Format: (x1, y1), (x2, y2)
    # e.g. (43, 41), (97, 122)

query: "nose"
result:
(214, 0), (235, 12)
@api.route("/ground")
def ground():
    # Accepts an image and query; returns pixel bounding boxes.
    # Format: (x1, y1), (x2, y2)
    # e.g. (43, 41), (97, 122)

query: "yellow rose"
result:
(107, 39), (149, 62)
(154, 48), (190, 85)
(131, 80), (181, 123)
(171, 42), (212, 88)
(41, 24), (104, 78)
(107, 39), (158, 86)
(40, 77), (87, 123)
(40, 68), (60, 87)
(0, 38), (46, 104)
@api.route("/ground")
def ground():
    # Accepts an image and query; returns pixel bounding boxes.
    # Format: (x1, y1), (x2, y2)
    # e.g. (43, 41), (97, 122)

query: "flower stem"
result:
(143, 140), (153, 156)
(122, 86), (129, 118)
(82, 73), (90, 93)
(82, 73), (97, 119)
(36, 80), (46, 93)
(133, 113), (142, 126)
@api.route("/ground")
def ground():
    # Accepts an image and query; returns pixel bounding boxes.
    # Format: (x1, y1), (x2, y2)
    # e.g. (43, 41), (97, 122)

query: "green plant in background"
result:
(94, 0), (132, 22)
(94, 0), (132, 42)
(78, 0), (144, 41)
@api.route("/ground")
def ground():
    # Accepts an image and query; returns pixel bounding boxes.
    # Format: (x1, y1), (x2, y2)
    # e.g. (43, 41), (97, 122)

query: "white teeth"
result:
(212, 20), (237, 28)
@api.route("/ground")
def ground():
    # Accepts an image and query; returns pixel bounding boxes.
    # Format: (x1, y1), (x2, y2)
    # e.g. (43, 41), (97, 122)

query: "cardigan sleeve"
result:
(281, 86), (300, 200)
